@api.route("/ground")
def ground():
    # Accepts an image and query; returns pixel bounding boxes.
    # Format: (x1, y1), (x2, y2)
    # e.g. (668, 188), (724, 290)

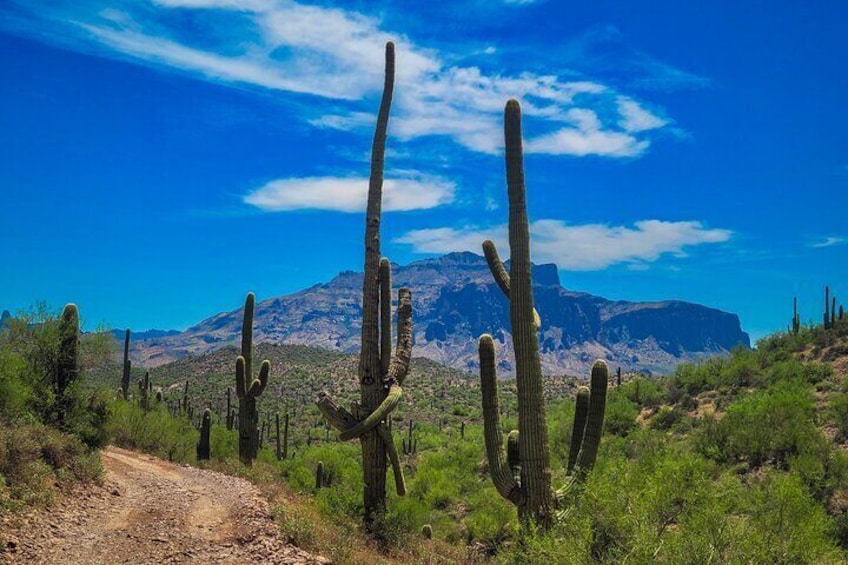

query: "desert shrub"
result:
(603, 391), (638, 437)
(694, 380), (819, 468)
(106, 400), (197, 463)
(649, 406), (685, 431)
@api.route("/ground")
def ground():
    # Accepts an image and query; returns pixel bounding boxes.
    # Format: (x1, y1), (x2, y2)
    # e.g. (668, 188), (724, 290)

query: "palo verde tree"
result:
(477, 100), (608, 528)
(317, 41), (413, 525)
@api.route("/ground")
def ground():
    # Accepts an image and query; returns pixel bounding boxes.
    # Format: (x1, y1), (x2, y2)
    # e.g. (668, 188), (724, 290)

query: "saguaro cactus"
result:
(55, 304), (80, 426)
(197, 409), (211, 460)
(121, 329), (131, 400)
(235, 292), (270, 465)
(792, 297), (800, 335)
(139, 371), (151, 411)
(316, 41), (414, 524)
(825, 286), (831, 329)
(477, 100), (608, 528)
(226, 387), (234, 430)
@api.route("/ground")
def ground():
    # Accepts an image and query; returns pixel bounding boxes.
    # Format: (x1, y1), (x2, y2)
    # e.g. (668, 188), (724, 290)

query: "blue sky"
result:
(0, 0), (846, 342)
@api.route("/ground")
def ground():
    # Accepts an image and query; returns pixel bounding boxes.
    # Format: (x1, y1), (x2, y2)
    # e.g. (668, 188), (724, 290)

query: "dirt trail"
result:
(2, 446), (328, 564)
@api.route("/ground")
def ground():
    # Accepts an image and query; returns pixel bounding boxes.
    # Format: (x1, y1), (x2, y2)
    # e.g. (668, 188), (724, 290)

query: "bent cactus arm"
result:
(479, 334), (523, 505)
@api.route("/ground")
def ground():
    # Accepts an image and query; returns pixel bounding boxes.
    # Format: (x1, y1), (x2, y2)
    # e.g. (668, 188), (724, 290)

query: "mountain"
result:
(109, 328), (181, 341)
(128, 252), (749, 375)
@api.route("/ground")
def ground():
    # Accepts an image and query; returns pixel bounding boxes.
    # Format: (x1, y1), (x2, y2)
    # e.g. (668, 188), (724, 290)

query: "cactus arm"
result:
(317, 391), (406, 496)
(380, 258), (393, 379)
(483, 239), (511, 296)
(389, 287), (413, 385)
(248, 359), (270, 397)
(479, 334), (523, 506)
(507, 429), (520, 479)
(573, 361), (609, 476)
(482, 239), (541, 328)
(338, 384), (403, 441)
(241, 292), (255, 377)
(567, 386), (590, 473)
(377, 422), (406, 495)
(235, 356), (247, 398)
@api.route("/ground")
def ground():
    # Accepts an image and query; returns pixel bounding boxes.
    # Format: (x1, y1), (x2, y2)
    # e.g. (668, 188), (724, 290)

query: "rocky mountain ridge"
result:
(129, 252), (749, 376)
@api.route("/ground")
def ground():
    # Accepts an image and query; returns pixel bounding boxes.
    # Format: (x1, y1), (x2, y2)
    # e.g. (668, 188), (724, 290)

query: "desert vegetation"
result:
(3, 40), (848, 565)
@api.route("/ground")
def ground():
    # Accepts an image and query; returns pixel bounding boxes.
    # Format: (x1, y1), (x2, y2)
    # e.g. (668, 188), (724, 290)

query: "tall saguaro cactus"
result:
(55, 303), (80, 426)
(477, 100), (608, 528)
(121, 329), (131, 400)
(236, 292), (271, 465)
(316, 41), (414, 524)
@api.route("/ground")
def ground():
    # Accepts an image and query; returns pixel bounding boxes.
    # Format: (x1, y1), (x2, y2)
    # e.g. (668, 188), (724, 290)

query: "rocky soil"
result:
(1, 446), (329, 564)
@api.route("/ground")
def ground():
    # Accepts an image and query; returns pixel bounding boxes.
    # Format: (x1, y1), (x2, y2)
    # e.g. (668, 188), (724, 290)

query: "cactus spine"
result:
(477, 100), (607, 528)
(236, 292), (271, 466)
(121, 329), (131, 400)
(316, 42), (414, 523)
(197, 409), (211, 460)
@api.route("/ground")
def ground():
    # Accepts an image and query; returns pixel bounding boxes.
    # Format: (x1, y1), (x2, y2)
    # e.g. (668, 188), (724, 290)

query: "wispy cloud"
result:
(395, 219), (732, 270)
(557, 25), (711, 92)
(3, 0), (678, 158)
(811, 236), (847, 248)
(244, 173), (455, 213)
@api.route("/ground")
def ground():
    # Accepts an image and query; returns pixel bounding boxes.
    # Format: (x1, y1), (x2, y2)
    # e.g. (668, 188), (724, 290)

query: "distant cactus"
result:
(316, 41), (414, 523)
(197, 409), (211, 460)
(226, 387), (234, 430)
(315, 461), (325, 490)
(121, 329), (131, 400)
(236, 292), (271, 466)
(825, 286), (831, 329)
(182, 381), (189, 415)
(476, 100), (607, 528)
(402, 419), (416, 455)
(138, 372), (151, 411)
(792, 297), (800, 335)
(832, 296), (837, 328)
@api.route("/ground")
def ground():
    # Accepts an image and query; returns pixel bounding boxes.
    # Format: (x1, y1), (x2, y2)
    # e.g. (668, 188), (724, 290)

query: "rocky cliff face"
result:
(130, 252), (749, 375)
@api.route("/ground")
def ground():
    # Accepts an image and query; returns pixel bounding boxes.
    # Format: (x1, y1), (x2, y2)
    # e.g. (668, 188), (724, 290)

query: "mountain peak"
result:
(128, 252), (749, 375)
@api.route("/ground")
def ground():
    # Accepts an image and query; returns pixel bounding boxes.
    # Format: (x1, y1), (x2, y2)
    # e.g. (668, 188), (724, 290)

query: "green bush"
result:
(604, 391), (638, 437)
(695, 380), (818, 467)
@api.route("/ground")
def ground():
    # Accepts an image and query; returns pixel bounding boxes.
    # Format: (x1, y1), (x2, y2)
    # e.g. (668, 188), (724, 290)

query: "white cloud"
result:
(395, 219), (731, 270)
(244, 173), (455, 213)
(811, 236), (847, 248)
(617, 96), (667, 132)
(524, 108), (648, 156)
(8, 0), (675, 158)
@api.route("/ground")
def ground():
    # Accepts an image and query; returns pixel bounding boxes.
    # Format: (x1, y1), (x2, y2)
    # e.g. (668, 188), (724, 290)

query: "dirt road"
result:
(2, 446), (328, 564)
